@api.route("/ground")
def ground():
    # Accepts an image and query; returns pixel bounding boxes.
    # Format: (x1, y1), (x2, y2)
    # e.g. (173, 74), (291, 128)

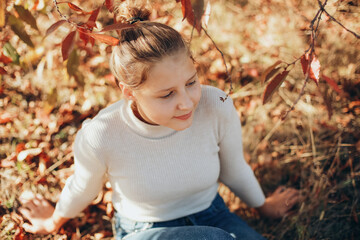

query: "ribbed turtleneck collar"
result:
(120, 100), (177, 139)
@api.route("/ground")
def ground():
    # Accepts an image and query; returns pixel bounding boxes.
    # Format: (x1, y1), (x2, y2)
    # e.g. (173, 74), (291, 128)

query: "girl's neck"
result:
(131, 101), (157, 126)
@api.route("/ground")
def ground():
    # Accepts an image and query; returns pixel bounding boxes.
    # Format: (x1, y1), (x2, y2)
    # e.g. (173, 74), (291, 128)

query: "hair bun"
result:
(115, 0), (151, 24)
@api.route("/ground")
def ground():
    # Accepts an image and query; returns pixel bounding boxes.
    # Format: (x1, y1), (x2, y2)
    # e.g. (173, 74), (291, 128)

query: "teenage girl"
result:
(19, 2), (299, 239)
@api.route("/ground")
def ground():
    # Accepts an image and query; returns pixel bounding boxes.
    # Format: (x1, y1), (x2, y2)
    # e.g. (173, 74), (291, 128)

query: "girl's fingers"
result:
(22, 223), (36, 233)
(18, 207), (32, 220)
(32, 198), (41, 206)
(21, 201), (37, 211)
(35, 194), (44, 200)
(274, 186), (286, 195)
(288, 194), (300, 206)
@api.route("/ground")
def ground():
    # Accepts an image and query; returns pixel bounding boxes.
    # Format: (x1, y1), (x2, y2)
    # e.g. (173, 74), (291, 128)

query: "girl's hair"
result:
(109, 0), (191, 89)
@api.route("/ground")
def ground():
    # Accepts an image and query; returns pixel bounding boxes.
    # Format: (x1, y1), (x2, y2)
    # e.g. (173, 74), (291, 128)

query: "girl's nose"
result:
(177, 91), (193, 110)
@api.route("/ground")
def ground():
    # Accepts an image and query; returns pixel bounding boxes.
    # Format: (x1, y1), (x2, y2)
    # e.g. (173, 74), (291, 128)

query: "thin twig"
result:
(53, 0), (95, 31)
(322, 9), (360, 39)
(201, 26), (232, 102)
(281, 0), (329, 120)
(281, 76), (309, 120)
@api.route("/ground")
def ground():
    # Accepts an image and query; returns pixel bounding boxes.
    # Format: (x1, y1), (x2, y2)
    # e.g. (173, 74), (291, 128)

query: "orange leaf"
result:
(0, 0), (5, 27)
(0, 53), (12, 64)
(322, 74), (343, 95)
(0, 112), (12, 124)
(45, 20), (67, 37)
(32, 0), (39, 11)
(68, 2), (91, 14)
(67, 2), (82, 11)
(86, 33), (119, 45)
(261, 60), (282, 84)
(57, 1), (92, 14)
(263, 71), (289, 104)
(61, 31), (76, 61)
(16, 143), (26, 154)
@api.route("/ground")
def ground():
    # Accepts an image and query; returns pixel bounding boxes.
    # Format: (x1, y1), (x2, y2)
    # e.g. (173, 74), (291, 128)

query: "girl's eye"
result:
(160, 91), (173, 98)
(187, 80), (196, 86)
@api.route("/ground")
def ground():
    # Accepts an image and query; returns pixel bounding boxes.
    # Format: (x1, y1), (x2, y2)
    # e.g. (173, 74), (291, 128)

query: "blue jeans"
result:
(113, 194), (266, 240)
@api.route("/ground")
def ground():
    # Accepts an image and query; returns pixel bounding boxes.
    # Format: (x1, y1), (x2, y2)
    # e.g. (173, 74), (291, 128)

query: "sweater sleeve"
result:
(54, 127), (107, 218)
(218, 98), (265, 208)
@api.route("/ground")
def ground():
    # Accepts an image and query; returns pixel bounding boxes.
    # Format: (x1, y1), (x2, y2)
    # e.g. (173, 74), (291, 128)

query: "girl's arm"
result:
(216, 95), (299, 218)
(19, 126), (107, 234)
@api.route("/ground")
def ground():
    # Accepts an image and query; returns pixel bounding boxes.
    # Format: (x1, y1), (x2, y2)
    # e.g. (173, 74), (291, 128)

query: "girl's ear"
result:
(119, 82), (136, 101)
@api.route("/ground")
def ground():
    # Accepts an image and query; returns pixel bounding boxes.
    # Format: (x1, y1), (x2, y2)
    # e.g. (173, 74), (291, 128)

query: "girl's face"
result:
(130, 51), (202, 131)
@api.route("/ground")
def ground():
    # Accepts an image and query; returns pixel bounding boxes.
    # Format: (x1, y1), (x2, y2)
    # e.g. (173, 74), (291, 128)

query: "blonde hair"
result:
(109, 1), (191, 89)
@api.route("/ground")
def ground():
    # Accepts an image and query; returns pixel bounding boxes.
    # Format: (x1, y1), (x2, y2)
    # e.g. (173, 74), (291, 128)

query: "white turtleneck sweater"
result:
(54, 85), (265, 221)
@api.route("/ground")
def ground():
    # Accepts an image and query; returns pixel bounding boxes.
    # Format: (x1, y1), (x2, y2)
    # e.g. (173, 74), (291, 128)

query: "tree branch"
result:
(201, 27), (232, 102)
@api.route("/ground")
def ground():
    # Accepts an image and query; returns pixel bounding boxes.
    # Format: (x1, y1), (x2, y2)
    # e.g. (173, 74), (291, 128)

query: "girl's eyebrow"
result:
(157, 72), (197, 93)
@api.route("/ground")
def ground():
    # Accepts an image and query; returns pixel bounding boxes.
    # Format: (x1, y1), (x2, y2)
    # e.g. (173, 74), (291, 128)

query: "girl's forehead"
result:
(140, 54), (196, 92)
(151, 53), (194, 76)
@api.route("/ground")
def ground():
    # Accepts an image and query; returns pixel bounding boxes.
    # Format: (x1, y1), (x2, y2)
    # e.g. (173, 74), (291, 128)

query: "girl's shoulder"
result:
(76, 99), (126, 147)
(199, 85), (235, 116)
(82, 100), (125, 129)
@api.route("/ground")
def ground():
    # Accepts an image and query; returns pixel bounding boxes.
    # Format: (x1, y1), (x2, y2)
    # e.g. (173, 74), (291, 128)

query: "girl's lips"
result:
(174, 111), (192, 120)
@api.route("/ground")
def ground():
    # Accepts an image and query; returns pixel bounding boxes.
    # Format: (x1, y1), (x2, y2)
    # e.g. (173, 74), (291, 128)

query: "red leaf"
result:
(45, 20), (67, 37)
(78, 29), (90, 46)
(263, 71), (289, 104)
(105, 0), (114, 12)
(85, 32), (119, 46)
(322, 74), (343, 95)
(100, 22), (133, 32)
(68, 2), (92, 14)
(180, 0), (191, 20)
(300, 53), (309, 75)
(180, 0), (203, 33)
(13, 227), (25, 240)
(0, 66), (7, 74)
(61, 31), (76, 61)
(0, 53), (13, 64)
(57, 1), (92, 14)
(261, 60), (282, 84)
(88, 7), (100, 28)
(300, 52), (320, 85)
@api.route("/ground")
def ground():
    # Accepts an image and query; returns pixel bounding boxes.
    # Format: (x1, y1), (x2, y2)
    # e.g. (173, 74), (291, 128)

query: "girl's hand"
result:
(257, 186), (299, 219)
(18, 194), (60, 234)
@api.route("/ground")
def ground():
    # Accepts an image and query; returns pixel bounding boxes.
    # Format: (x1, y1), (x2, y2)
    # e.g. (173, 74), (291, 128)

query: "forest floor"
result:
(1, 0), (359, 239)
